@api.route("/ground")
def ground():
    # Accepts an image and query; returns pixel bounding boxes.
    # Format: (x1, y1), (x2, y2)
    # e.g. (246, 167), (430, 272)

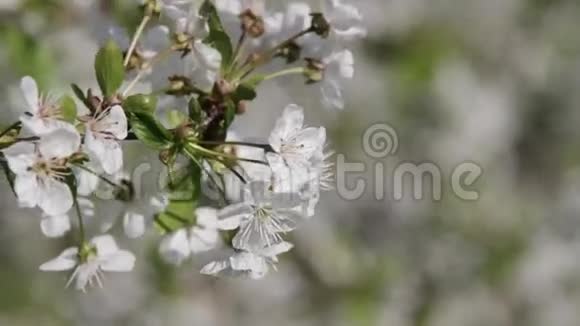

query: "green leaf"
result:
(123, 94), (158, 113)
(188, 97), (205, 123)
(224, 99), (236, 128)
(94, 39), (125, 97)
(129, 112), (172, 150)
(60, 96), (77, 123)
(200, 0), (233, 69)
(0, 124), (21, 150)
(71, 83), (91, 108)
(154, 163), (202, 233)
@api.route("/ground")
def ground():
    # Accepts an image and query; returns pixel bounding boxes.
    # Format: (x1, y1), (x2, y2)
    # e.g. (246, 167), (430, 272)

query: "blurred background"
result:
(2, 0), (580, 325)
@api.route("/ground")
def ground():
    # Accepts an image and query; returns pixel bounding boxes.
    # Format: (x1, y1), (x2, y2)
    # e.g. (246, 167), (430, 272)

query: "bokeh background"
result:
(2, 0), (580, 325)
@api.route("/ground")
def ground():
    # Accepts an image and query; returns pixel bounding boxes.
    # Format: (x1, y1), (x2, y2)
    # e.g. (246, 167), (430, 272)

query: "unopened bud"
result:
(304, 58), (325, 83)
(240, 9), (265, 38)
(213, 79), (234, 99)
(277, 41), (302, 64)
(236, 100), (248, 115)
(141, 0), (161, 18)
(310, 13), (331, 39)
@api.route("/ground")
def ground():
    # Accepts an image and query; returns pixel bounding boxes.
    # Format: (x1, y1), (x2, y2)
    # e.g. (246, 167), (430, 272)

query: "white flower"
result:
(39, 235), (136, 291)
(218, 181), (303, 251)
(266, 104), (326, 192)
(320, 49), (354, 110)
(19, 76), (70, 135)
(83, 105), (128, 175)
(2, 128), (80, 216)
(323, 0), (367, 41)
(200, 241), (293, 279)
(158, 207), (223, 265)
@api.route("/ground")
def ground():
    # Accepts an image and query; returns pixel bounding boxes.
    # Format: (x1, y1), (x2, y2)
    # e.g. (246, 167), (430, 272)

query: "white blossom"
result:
(266, 104), (326, 192)
(19, 76), (70, 136)
(83, 105), (128, 175)
(200, 241), (293, 279)
(320, 49), (354, 110)
(39, 235), (136, 291)
(2, 128), (80, 216)
(40, 213), (71, 238)
(217, 181), (303, 251)
(158, 207), (223, 265)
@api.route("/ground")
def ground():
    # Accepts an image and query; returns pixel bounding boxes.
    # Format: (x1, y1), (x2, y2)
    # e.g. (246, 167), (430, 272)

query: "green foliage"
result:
(94, 39), (125, 97)
(59, 96), (77, 123)
(128, 112), (173, 150)
(123, 94), (158, 114)
(70, 83), (91, 109)
(233, 83), (257, 102)
(200, 0), (234, 70)
(154, 163), (202, 233)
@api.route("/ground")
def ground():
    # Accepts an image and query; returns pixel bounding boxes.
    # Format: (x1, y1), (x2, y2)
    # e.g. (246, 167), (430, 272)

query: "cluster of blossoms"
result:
(0, 0), (365, 290)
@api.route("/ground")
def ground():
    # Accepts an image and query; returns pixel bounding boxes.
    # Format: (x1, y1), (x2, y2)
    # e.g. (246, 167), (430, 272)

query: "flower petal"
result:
(14, 174), (40, 208)
(91, 234), (120, 257)
(39, 247), (78, 271)
(39, 128), (81, 159)
(158, 229), (191, 265)
(100, 250), (136, 272)
(123, 211), (146, 239)
(38, 178), (73, 216)
(20, 76), (39, 112)
(41, 214), (71, 238)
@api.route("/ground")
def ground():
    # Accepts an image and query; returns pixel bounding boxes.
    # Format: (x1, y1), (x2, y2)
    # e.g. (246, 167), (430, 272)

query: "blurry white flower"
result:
(123, 193), (169, 238)
(200, 241), (293, 279)
(19, 76), (70, 135)
(83, 105), (128, 175)
(218, 181), (302, 251)
(2, 128), (80, 216)
(319, 49), (354, 110)
(323, 0), (367, 41)
(39, 235), (136, 292)
(158, 207), (223, 265)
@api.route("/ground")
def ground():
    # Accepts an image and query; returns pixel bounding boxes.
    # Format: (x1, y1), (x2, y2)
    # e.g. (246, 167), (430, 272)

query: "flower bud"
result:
(310, 13), (331, 39)
(277, 41), (302, 64)
(304, 58), (325, 83)
(212, 79), (234, 99)
(141, 0), (161, 18)
(240, 9), (265, 38)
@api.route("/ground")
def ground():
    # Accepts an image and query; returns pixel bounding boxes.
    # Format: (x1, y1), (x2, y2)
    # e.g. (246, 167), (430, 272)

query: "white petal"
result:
(195, 207), (218, 228)
(230, 252), (267, 274)
(20, 116), (69, 136)
(41, 214), (71, 238)
(268, 104), (304, 151)
(38, 178), (73, 216)
(193, 42), (222, 71)
(100, 250), (136, 272)
(321, 79), (345, 110)
(259, 241), (294, 257)
(39, 247), (78, 271)
(200, 259), (230, 276)
(91, 234), (120, 257)
(2, 142), (35, 174)
(217, 203), (252, 230)
(102, 105), (128, 140)
(14, 174), (40, 208)
(123, 211), (146, 239)
(39, 128), (81, 159)
(158, 229), (191, 265)
(189, 227), (220, 253)
(85, 131), (124, 174)
(20, 76), (39, 112)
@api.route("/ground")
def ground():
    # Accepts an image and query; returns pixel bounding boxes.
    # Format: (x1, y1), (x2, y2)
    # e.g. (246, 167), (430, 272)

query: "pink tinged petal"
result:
(123, 211), (146, 239)
(39, 128), (81, 159)
(91, 234), (120, 257)
(189, 227), (220, 253)
(38, 178), (73, 216)
(14, 174), (40, 208)
(20, 76), (39, 113)
(39, 247), (79, 271)
(158, 230), (191, 265)
(100, 250), (136, 272)
(2, 142), (35, 174)
(41, 214), (71, 238)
